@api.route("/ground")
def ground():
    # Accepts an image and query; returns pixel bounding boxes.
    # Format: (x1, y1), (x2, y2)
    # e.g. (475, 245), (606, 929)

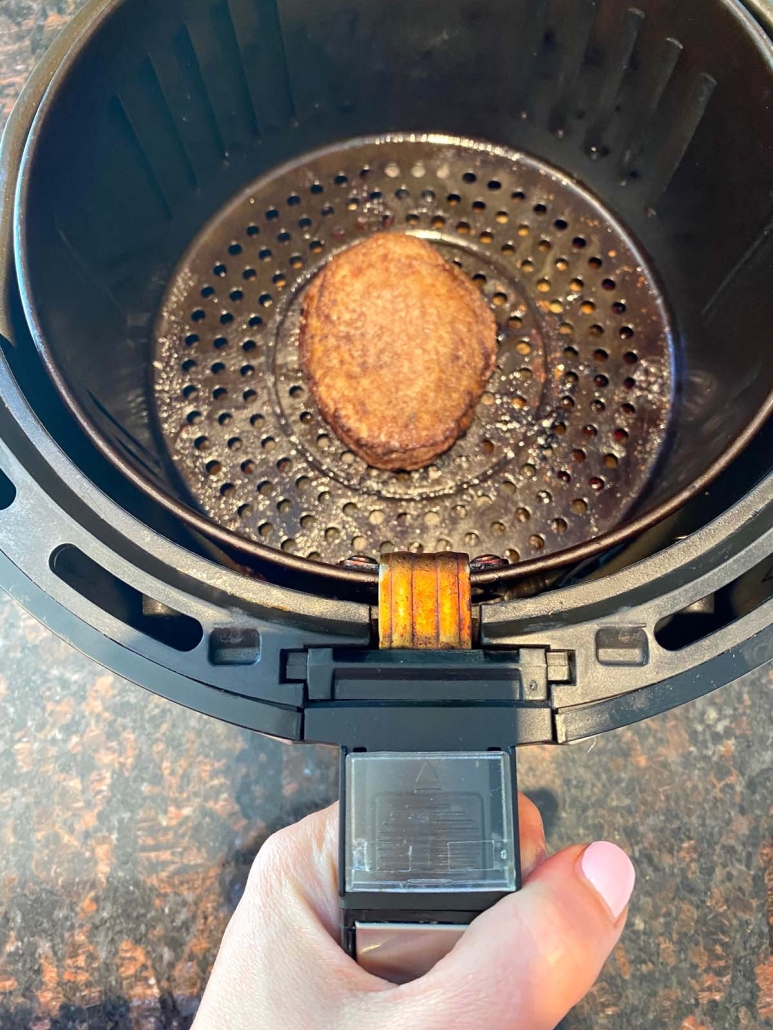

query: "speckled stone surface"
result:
(0, 4), (771, 1028)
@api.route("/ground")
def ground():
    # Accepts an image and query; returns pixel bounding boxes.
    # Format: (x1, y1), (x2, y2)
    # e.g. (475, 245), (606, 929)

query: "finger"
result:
(194, 805), (374, 1030)
(196, 793), (550, 1027)
(253, 803), (341, 937)
(517, 792), (547, 877)
(389, 841), (635, 1030)
(253, 793), (546, 936)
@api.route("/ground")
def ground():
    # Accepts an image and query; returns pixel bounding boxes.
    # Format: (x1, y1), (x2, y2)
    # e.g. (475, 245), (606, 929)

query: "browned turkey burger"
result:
(299, 233), (497, 471)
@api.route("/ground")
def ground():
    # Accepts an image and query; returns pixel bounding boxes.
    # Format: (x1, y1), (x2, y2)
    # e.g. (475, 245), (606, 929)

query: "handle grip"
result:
(339, 748), (521, 983)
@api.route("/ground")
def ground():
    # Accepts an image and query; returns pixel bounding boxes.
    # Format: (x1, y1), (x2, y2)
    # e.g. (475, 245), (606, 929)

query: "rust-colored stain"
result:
(379, 551), (472, 649)
(757, 954), (773, 1023)
(756, 834), (773, 1022)
(613, 942), (631, 981)
(679, 1017), (711, 1030)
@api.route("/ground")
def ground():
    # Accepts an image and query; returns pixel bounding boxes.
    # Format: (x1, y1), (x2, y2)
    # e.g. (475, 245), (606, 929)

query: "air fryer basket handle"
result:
(335, 552), (521, 983)
(339, 747), (521, 984)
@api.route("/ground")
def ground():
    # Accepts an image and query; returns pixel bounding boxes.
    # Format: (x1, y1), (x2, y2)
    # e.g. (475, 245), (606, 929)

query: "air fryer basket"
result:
(15, 0), (773, 590)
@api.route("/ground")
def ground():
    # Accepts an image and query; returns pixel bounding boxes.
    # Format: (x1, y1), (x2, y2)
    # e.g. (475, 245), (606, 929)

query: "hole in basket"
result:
(51, 545), (202, 652)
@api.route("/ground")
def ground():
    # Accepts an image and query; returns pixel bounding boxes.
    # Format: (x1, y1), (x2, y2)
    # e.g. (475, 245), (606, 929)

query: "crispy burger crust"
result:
(299, 234), (497, 471)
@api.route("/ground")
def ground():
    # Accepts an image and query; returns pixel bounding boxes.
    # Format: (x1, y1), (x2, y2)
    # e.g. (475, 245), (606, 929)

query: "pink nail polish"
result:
(580, 841), (636, 920)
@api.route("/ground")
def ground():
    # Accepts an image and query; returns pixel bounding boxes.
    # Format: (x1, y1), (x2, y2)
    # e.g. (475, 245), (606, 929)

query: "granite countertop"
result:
(0, 3), (771, 1028)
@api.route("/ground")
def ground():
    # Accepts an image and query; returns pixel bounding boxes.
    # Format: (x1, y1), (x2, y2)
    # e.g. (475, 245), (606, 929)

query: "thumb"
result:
(400, 841), (635, 1030)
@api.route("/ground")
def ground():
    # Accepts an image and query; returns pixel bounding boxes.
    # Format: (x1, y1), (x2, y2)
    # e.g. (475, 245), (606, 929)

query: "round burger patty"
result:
(299, 233), (498, 471)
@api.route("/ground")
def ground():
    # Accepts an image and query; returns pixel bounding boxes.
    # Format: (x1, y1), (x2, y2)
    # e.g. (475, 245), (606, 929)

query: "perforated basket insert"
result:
(152, 137), (674, 564)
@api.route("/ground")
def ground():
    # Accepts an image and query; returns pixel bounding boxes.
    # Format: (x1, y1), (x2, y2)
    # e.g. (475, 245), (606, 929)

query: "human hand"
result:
(193, 796), (635, 1029)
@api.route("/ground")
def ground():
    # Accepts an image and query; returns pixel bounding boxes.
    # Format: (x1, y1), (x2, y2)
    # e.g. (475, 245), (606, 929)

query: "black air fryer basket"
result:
(2, 0), (773, 974)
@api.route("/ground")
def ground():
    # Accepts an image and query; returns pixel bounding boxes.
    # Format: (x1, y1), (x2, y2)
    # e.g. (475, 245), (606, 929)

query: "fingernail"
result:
(580, 841), (636, 921)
